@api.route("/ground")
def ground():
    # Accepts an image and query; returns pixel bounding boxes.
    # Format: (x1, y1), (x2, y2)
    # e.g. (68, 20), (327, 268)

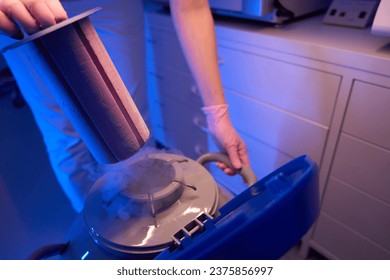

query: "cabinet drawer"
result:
(150, 98), (208, 160)
(312, 213), (390, 260)
(147, 68), (203, 110)
(321, 177), (390, 252)
(225, 89), (328, 164)
(343, 81), (390, 150)
(331, 134), (390, 205)
(146, 28), (190, 74)
(217, 46), (340, 126)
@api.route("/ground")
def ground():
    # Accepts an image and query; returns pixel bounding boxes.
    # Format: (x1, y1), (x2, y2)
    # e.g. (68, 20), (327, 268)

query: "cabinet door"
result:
(312, 213), (390, 260)
(313, 79), (390, 260)
(331, 134), (390, 205)
(321, 176), (390, 253)
(343, 81), (390, 150)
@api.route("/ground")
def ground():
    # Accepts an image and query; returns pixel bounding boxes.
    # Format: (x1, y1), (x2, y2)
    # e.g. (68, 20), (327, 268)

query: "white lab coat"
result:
(0, 0), (148, 212)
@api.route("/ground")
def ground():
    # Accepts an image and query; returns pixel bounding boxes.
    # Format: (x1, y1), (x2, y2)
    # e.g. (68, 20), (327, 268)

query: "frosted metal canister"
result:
(2, 8), (150, 163)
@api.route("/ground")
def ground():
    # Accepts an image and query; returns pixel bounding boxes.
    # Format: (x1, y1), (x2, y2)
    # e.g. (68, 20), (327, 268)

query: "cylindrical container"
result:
(1, 8), (150, 163)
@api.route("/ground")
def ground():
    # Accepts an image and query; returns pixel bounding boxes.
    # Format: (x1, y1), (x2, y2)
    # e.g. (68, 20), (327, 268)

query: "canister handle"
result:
(196, 152), (258, 186)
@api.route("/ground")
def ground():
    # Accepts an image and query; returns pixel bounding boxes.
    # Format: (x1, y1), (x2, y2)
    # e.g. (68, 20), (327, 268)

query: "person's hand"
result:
(0, 0), (67, 39)
(202, 104), (250, 176)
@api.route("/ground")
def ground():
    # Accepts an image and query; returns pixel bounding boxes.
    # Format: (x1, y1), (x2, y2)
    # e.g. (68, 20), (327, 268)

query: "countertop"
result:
(145, 5), (390, 77)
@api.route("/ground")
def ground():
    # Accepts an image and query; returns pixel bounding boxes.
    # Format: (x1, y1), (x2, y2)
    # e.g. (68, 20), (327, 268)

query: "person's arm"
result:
(169, 0), (224, 106)
(0, 0), (67, 39)
(169, 0), (250, 174)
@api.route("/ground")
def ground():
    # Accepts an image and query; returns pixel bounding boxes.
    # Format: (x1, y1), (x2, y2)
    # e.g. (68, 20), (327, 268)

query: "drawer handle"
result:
(190, 84), (199, 96)
(217, 56), (225, 65)
(193, 116), (209, 133)
(194, 144), (207, 156)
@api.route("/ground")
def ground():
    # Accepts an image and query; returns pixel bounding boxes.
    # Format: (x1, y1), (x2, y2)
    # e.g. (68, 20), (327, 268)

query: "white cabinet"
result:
(146, 23), (209, 159)
(311, 81), (390, 259)
(144, 6), (390, 259)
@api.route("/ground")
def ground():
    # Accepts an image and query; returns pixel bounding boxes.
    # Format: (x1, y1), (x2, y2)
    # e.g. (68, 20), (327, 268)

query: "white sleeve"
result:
(4, 0), (147, 212)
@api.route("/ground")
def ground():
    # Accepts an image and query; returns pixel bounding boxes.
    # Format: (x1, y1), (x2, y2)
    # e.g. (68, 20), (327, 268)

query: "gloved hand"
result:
(202, 104), (250, 176)
(0, 0), (67, 39)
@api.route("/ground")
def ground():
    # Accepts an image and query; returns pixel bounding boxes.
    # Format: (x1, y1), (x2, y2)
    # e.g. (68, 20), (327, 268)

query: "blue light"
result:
(81, 251), (90, 260)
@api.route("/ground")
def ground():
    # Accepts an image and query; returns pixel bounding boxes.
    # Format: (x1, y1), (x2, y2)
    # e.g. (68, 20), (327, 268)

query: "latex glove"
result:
(0, 0), (67, 39)
(202, 104), (250, 176)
